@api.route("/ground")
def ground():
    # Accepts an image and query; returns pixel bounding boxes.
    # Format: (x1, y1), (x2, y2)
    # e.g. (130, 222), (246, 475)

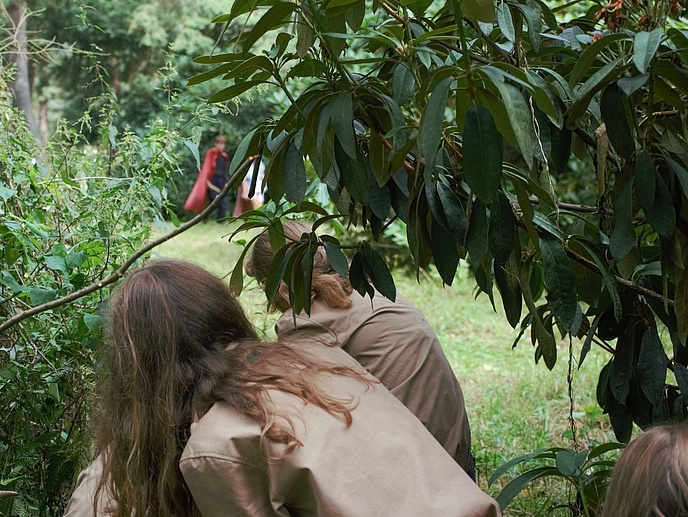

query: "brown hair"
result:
(93, 259), (366, 517)
(214, 135), (226, 145)
(602, 424), (688, 517)
(245, 221), (353, 312)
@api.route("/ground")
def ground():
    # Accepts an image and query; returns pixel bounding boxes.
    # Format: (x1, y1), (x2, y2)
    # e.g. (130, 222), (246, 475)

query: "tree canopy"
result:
(191, 0), (688, 444)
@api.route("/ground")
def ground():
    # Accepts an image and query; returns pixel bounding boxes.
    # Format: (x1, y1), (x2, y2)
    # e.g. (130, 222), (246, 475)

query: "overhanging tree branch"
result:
(0, 156), (258, 336)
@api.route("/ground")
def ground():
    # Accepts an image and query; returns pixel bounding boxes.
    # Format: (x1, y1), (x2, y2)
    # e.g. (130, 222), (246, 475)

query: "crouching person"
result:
(65, 259), (500, 516)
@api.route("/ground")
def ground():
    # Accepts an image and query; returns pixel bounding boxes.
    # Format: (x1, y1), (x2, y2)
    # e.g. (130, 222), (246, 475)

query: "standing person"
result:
(233, 159), (265, 216)
(602, 424), (688, 517)
(184, 135), (230, 220)
(246, 221), (476, 478)
(64, 259), (500, 517)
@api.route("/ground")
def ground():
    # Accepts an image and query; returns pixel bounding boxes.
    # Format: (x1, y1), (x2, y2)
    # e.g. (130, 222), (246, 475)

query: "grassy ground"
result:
(152, 220), (618, 515)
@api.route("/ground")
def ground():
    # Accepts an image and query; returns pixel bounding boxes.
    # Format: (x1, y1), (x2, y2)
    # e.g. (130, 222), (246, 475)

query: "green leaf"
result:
(299, 247), (314, 315)
(667, 28), (688, 63)
(431, 216), (459, 285)
(187, 63), (232, 86)
(617, 73), (649, 96)
(208, 81), (264, 103)
(286, 57), (326, 78)
(648, 173), (676, 239)
(494, 251), (522, 329)
(636, 150), (656, 215)
(497, 3), (516, 43)
(367, 161), (391, 219)
(633, 29), (663, 74)
(580, 313), (602, 367)
(496, 467), (562, 510)
(65, 251), (88, 270)
(463, 105), (503, 203)
(368, 129), (390, 187)
(392, 64), (415, 105)
(489, 448), (556, 486)
(514, 3), (542, 54)
(331, 92), (357, 160)
(555, 449), (582, 477)
(283, 140), (307, 208)
(605, 384), (633, 443)
(265, 244), (291, 306)
(83, 313), (102, 332)
(501, 83), (534, 169)
(665, 156), (688, 200)
(419, 77), (452, 161)
(466, 199), (489, 268)
(334, 138), (369, 204)
(461, 0), (496, 23)
(569, 33), (630, 87)
(600, 85), (635, 160)
(637, 329), (667, 405)
(574, 56), (626, 101)
(436, 182), (467, 243)
(363, 245), (396, 301)
(323, 241), (349, 277)
(539, 234), (577, 331)
(30, 287), (58, 305)
(242, 3), (299, 53)
(184, 139), (201, 170)
(0, 185), (17, 201)
(587, 442), (625, 461)
(44, 255), (67, 274)
(489, 190), (515, 264)
(609, 179), (636, 261)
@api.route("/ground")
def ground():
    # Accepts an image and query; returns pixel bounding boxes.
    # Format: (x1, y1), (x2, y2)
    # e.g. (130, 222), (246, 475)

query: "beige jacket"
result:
(276, 291), (472, 470)
(65, 343), (499, 516)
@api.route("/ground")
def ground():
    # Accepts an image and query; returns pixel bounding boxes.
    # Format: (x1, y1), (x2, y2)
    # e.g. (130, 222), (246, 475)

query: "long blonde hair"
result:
(246, 221), (353, 312)
(602, 424), (688, 517)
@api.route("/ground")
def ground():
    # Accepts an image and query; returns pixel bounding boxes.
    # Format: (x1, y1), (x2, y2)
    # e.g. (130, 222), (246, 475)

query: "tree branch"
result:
(565, 245), (671, 306)
(0, 156), (258, 335)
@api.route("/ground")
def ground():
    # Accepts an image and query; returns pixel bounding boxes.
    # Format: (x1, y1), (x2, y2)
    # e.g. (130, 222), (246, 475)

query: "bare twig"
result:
(0, 156), (258, 335)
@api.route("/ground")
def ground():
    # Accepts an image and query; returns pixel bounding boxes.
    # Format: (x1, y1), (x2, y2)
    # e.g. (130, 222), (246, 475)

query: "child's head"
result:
(603, 424), (688, 517)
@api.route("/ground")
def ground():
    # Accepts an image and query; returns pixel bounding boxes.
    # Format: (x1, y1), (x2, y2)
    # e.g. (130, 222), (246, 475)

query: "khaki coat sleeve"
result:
(63, 455), (116, 516)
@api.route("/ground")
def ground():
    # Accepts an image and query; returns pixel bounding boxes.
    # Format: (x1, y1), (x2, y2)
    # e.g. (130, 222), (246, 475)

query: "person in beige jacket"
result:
(246, 221), (474, 477)
(64, 259), (500, 516)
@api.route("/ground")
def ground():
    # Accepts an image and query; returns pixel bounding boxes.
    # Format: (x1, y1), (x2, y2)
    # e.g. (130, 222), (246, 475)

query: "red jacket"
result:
(184, 147), (228, 213)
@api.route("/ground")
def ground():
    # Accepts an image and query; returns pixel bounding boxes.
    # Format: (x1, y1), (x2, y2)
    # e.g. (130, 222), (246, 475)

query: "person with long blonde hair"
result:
(246, 221), (476, 478)
(64, 259), (500, 516)
(602, 424), (688, 517)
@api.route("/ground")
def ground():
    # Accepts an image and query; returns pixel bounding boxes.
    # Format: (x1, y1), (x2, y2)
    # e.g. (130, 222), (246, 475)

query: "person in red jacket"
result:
(184, 135), (230, 219)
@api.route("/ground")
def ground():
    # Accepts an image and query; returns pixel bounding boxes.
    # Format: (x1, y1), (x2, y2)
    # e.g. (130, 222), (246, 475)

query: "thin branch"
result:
(528, 196), (614, 216)
(565, 245), (670, 306)
(0, 156), (258, 335)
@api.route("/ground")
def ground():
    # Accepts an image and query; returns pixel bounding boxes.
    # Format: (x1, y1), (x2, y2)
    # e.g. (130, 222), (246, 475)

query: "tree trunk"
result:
(6, 1), (39, 138)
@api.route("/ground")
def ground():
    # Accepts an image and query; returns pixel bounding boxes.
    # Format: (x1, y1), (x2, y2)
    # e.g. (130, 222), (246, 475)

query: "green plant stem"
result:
(0, 156), (259, 336)
(303, 0), (353, 85)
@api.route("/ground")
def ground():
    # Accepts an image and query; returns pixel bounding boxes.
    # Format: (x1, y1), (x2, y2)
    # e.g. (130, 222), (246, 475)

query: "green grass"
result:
(152, 221), (618, 515)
